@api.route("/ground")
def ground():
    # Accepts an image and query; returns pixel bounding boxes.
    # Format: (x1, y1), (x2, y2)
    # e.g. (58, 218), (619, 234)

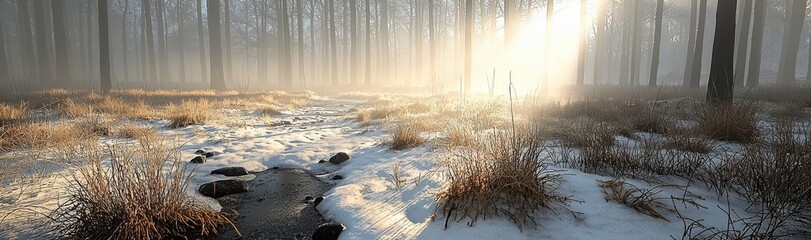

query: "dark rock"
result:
(331, 175), (344, 180)
(204, 152), (216, 158)
(304, 196), (314, 201)
(318, 159), (326, 163)
(211, 167), (249, 176)
(190, 156), (206, 163)
(294, 117), (302, 121)
(313, 196), (324, 207)
(328, 152), (350, 164)
(272, 166), (280, 169)
(312, 222), (343, 240)
(282, 121), (292, 125)
(194, 149), (206, 155)
(198, 180), (249, 198)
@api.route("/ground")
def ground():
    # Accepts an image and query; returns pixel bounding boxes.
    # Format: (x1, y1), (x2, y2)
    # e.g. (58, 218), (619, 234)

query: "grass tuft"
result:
(166, 99), (212, 128)
(695, 103), (760, 143)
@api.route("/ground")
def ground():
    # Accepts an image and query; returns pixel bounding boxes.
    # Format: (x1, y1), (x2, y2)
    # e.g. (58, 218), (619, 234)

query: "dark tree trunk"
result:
(706, 0), (737, 104)
(464, 0), (472, 93)
(296, 0), (304, 85)
(16, 0), (35, 79)
(208, 0), (225, 89)
(99, 0), (111, 93)
(329, 0), (338, 85)
(682, 0), (698, 86)
(576, 0), (586, 86)
(52, 0), (70, 82)
(630, 0), (642, 86)
(733, 0), (752, 87)
(122, 0), (130, 83)
(775, 0), (807, 85)
(156, 0), (169, 82)
(177, 0), (186, 83)
(365, 0), (372, 85)
(746, 0), (765, 87)
(33, 0), (53, 83)
(350, 0), (358, 85)
(197, 0), (208, 83)
(619, 0), (632, 85)
(648, 0), (664, 86)
(0, 19), (9, 85)
(592, 1), (606, 85)
(143, 0), (157, 82)
(224, 0), (233, 83)
(689, 0), (707, 88)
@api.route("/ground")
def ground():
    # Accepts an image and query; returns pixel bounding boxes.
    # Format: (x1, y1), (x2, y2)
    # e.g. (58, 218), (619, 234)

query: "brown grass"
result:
(695, 103), (760, 143)
(0, 102), (29, 127)
(51, 137), (237, 239)
(600, 178), (670, 220)
(166, 99), (213, 128)
(0, 122), (92, 151)
(114, 123), (157, 139)
(389, 122), (426, 150)
(435, 123), (569, 230)
(59, 99), (95, 118)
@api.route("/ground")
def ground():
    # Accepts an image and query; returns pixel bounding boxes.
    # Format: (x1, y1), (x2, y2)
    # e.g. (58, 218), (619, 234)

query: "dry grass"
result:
(51, 137), (237, 239)
(435, 123), (569, 230)
(0, 102), (29, 127)
(389, 121), (426, 150)
(166, 99), (213, 128)
(72, 117), (113, 137)
(661, 135), (712, 154)
(0, 122), (92, 151)
(600, 178), (670, 220)
(260, 106), (282, 116)
(59, 99), (95, 118)
(113, 123), (157, 139)
(695, 103), (761, 143)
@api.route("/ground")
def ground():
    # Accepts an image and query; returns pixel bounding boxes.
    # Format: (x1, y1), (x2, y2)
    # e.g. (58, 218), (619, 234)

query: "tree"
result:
(706, 0), (737, 104)
(296, 0), (305, 85)
(156, 0), (169, 82)
(99, 0), (112, 93)
(177, 0), (186, 83)
(619, 0), (632, 85)
(365, 0), (372, 85)
(208, 0), (225, 90)
(746, 0), (765, 87)
(682, 0), (698, 86)
(329, 0), (338, 85)
(415, 0), (423, 85)
(592, 0), (606, 85)
(688, 0), (708, 88)
(541, 0), (552, 91)
(464, 0), (472, 93)
(16, 0), (35, 79)
(575, 0), (586, 86)
(143, 0), (157, 82)
(380, 0), (390, 82)
(224, 0), (233, 83)
(52, 0), (70, 82)
(429, 0), (436, 82)
(775, 0), (808, 85)
(0, 17), (9, 85)
(648, 0), (664, 86)
(196, 0), (208, 83)
(33, 0), (53, 83)
(629, 0), (643, 85)
(350, 0), (358, 85)
(733, 0), (752, 87)
(121, 0), (130, 83)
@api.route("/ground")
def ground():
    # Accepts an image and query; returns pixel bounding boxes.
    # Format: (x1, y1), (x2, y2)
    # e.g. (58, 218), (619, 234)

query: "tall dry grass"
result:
(166, 99), (213, 128)
(51, 137), (236, 239)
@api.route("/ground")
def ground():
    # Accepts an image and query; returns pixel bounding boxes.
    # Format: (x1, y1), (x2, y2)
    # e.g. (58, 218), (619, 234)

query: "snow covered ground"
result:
(0, 95), (792, 239)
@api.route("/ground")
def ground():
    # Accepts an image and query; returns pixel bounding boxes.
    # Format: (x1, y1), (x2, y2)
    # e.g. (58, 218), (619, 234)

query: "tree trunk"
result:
(310, 0), (317, 84)
(746, 0), (765, 87)
(576, 0), (586, 86)
(224, 0), (233, 84)
(99, 0), (111, 93)
(177, 0), (186, 83)
(428, 0), (435, 82)
(52, 0), (70, 82)
(33, 0), (53, 83)
(0, 19), (9, 85)
(630, 0), (642, 86)
(706, 0), (737, 104)
(329, 0), (338, 85)
(365, 0), (372, 85)
(775, 0), (807, 85)
(733, 0), (752, 87)
(592, 0), (606, 85)
(350, 0), (358, 85)
(682, 0), (698, 86)
(618, 0), (632, 85)
(380, 0), (389, 83)
(197, 0), (208, 83)
(415, 0), (423, 85)
(688, 0), (707, 88)
(464, 0), (472, 93)
(296, 0), (305, 86)
(122, 0), (130, 83)
(541, 0), (552, 92)
(142, 0), (157, 82)
(208, 0), (225, 89)
(16, 0), (35, 79)
(648, 0), (664, 86)
(156, 0), (169, 82)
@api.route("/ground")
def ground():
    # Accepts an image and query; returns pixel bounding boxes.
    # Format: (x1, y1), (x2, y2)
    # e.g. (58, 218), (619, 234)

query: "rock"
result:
(312, 222), (343, 240)
(328, 152), (350, 164)
(294, 117), (302, 121)
(282, 121), (293, 125)
(313, 196), (324, 207)
(331, 175), (344, 180)
(318, 159), (326, 163)
(347, 108), (357, 113)
(304, 196), (314, 201)
(194, 149), (206, 155)
(204, 152), (216, 158)
(198, 180), (249, 198)
(211, 167), (249, 177)
(271, 166), (280, 170)
(190, 156), (206, 164)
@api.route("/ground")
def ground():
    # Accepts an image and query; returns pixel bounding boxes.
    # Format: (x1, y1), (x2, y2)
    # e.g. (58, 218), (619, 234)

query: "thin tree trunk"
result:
(296, 0), (305, 85)
(197, 0), (208, 83)
(99, 0), (111, 93)
(733, 0), (752, 87)
(630, 0), (642, 86)
(682, 0), (698, 86)
(706, 0), (737, 104)
(177, 0), (186, 83)
(143, 0), (157, 82)
(648, 0), (664, 86)
(575, 0), (586, 86)
(16, 0), (35, 79)
(365, 0), (372, 85)
(122, 0), (130, 83)
(775, 0), (807, 85)
(428, 0), (435, 82)
(746, 0), (765, 87)
(52, 0), (70, 82)
(619, 0), (632, 85)
(464, 0), (472, 93)
(380, 0), (389, 83)
(156, 0), (168, 82)
(592, 0), (606, 85)
(350, 0), (358, 85)
(415, 0), (422, 85)
(329, 0), (338, 85)
(208, 0), (225, 89)
(689, 0), (707, 88)
(224, 0), (233, 83)
(34, 0), (53, 83)
(0, 19), (9, 85)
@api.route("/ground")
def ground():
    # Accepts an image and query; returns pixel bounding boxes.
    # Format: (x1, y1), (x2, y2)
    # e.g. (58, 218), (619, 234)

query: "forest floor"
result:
(1, 86), (810, 239)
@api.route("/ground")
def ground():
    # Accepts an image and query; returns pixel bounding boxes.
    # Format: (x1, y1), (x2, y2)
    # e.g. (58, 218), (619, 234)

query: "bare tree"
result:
(33, 0), (52, 83)
(0, 18), (9, 85)
(775, 0), (807, 85)
(329, 0), (337, 85)
(224, 0), (233, 83)
(143, 0), (157, 82)
(100, 0), (112, 93)
(682, 0), (697, 86)
(575, 0), (586, 86)
(688, 0), (707, 88)
(296, 0), (305, 85)
(197, 0), (208, 83)
(350, 0), (358, 85)
(706, 0), (737, 104)
(464, 0), (472, 93)
(208, 0), (225, 89)
(52, 0), (70, 82)
(121, 0), (130, 83)
(733, 0), (752, 87)
(16, 0), (35, 79)
(648, 0), (664, 86)
(746, 0), (765, 87)
(177, 0), (186, 83)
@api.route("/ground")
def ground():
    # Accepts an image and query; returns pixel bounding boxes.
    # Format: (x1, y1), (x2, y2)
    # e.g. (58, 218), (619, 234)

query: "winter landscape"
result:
(1, 0), (811, 239)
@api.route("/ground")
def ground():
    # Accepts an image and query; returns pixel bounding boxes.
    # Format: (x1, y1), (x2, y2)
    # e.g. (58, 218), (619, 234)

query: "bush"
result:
(166, 99), (212, 128)
(389, 122), (425, 150)
(599, 178), (670, 220)
(0, 102), (28, 127)
(51, 137), (236, 239)
(435, 124), (568, 230)
(59, 99), (95, 118)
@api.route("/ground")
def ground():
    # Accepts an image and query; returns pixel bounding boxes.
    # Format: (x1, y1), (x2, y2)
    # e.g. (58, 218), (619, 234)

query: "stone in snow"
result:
(190, 156), (206, 163)
(328, 152), (350, 164)
(198, 180), (249, 198)
(312, 222), (343, 240)
(211, 167), (249, 176)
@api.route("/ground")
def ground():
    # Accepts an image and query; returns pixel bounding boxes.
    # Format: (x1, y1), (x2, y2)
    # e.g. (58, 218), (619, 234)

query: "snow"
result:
(0, 96), (767, 239)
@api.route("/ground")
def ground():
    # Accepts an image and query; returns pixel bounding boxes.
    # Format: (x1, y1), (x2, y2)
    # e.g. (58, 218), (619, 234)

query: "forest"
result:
(1, 0), (811, 239)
